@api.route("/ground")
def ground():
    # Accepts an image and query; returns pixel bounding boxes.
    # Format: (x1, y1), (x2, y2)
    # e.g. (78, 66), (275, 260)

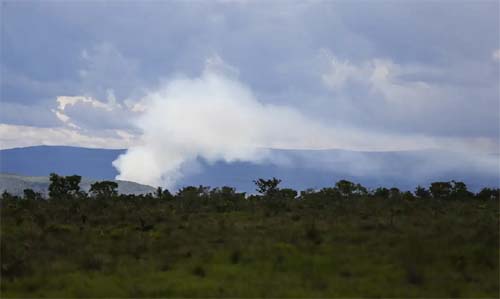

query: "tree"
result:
(389, 187), (401, 199)
(476, 188), (500, 200)
(66, 175), (82, 194)
(429, 182), (452, 199)
(277, 188), (298, 200)
(2, 191), (15, 200)
(253, 177), (281, 197)
(48, 173), (65, 198)
(450, 181), (473, 199)
(374, 187), (390, 198)
(414, 185), (430, 199)
(89, 181), (118, 199)
(335, 180), (367, 198)
(23, 189), (42, 200)
(176, 186), (210, 200)
(353, 183), (368, 196)
(335, 180), (355, 198)
(163, 189), (174, 200)
(402, 191), (415, 201)
(209, 186), (246, 212)
(155, 187), (163, 199)
(48, 173), (82, 199)
(210, 186), (245, 201)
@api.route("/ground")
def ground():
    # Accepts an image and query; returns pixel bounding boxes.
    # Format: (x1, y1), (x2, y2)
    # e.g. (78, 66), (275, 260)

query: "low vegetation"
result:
(1, 174), (498, 297)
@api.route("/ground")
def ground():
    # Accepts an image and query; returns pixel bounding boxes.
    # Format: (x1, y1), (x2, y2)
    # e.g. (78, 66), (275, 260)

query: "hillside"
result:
(0, 173), (155, 196)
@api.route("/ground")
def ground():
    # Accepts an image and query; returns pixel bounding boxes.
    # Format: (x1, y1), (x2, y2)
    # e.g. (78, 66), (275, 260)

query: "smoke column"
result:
(112, 57), (338, 188)
(112, 57), (498, 189)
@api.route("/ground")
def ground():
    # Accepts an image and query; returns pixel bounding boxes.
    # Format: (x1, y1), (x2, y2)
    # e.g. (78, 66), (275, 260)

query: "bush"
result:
(192, 265), (206, 277)
(305, 223), (322, 245)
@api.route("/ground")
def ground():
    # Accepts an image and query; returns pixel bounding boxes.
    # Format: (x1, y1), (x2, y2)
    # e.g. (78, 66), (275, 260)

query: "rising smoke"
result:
(112, 56), (336, 188)
(112, 56), (498, 189)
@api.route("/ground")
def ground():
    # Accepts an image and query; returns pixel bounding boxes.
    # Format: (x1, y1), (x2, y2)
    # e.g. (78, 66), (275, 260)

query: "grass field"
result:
(1, 190), (499, 298)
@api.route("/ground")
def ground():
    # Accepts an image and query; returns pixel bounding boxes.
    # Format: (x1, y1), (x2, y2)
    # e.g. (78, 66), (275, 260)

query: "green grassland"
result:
(1, 183), (499, 298)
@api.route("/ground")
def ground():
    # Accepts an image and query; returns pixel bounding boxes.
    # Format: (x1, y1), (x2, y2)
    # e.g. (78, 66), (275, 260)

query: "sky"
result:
(1, 1), (499, 187)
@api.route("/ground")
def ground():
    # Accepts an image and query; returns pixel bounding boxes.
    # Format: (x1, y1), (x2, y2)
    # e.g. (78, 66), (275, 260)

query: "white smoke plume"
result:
(112, 56), (497, 189)
(112, 57), (333, 188)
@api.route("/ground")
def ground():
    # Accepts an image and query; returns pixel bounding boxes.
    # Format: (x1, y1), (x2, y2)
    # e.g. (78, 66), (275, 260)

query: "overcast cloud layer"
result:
(1, 1), (499, 187)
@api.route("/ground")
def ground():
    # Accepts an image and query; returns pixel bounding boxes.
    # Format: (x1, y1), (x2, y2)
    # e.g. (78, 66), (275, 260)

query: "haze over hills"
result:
(0, 145), (498, 193)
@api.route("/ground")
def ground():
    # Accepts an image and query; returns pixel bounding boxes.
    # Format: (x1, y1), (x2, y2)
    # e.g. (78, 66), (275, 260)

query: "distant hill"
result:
(0, 145), (498, 193)
(0, 146), (124, 179)
(0, 173), (155, 197)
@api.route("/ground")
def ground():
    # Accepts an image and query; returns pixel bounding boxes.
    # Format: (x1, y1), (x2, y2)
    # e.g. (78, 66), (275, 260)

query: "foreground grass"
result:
(1, 197), (498, 297)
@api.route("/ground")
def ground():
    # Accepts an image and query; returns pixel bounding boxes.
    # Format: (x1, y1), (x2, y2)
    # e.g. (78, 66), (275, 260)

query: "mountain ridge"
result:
(0, 145), (498, 193)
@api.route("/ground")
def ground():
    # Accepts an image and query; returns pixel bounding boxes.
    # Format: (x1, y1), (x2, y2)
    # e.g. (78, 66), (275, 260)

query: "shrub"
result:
(230, 249), (241, 264)
(192, 265), (206, 277)
(305, 223), (322, 245)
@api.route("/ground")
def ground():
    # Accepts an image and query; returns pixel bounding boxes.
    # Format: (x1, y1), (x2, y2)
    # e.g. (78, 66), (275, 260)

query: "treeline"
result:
(4, 173), (499, 202)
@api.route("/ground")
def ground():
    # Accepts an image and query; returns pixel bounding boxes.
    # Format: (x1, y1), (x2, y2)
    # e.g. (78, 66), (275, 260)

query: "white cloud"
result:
(321, 51), (444, 106)
(53, 110), (75, 128)
(368, 59), (446, 107)
(0, 124), (135, 150)
(318, 50), (499, 139)
(0, 93), (142, 150)
(321, 56), (362, 90)
(52, 95), (116, 129)
(56, 95), (113, 111)
(51, 93), (138, 132)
